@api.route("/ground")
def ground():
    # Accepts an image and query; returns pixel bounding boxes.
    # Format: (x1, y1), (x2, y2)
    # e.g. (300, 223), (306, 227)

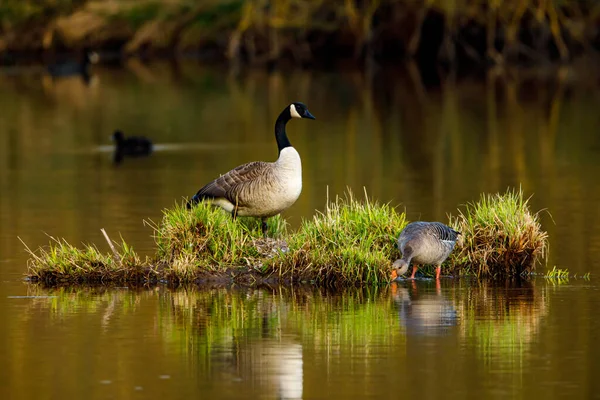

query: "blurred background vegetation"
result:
(1, 0), (600, 67)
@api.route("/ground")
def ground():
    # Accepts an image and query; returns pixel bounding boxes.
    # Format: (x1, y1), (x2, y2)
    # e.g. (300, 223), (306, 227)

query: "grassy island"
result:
(25, 188), (548, 286)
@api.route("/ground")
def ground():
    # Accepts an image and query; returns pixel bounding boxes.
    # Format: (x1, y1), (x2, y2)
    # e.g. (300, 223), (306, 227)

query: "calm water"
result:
(1, 61), (600, 399)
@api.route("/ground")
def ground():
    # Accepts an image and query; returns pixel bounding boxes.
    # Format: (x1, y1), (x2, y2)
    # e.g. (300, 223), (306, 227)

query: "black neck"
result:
(274, 112), (292, 152)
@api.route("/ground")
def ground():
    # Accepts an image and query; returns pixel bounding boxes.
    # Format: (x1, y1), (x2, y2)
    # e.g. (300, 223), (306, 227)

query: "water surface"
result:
(2, 281), (599, 399)
(1, 61), (600, 399)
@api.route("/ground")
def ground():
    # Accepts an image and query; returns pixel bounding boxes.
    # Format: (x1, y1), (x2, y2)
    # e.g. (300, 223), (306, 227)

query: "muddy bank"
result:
(26, 264), (296, 288)
(2, 1), (600, 67)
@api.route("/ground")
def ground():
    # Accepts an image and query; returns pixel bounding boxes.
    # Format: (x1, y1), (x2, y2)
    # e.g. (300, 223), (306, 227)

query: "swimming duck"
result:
(111, 130), (153, 163)
(47, 48), (99, 78)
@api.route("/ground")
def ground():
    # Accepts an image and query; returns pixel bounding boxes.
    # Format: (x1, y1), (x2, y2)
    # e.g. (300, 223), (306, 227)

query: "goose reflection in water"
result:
(222, 338), (303, 400)
(391, 280), (458, 336)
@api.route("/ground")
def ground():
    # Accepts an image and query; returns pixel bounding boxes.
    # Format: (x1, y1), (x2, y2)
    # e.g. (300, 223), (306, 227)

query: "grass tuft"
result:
(583, 272), (591, 280)
(545, 266), (569, 280)
(152, 201), (287, 281)
(448, 188), (548, 278)
(24, 235), (152, 284)
(264, 189), (407, 286)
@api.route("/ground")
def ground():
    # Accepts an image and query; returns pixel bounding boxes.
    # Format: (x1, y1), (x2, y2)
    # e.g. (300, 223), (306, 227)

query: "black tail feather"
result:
(186, 194), (200, 210)
(186, 192), (216, 209)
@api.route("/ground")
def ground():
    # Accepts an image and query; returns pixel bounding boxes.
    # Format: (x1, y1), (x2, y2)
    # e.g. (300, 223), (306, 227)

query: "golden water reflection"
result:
(3, 280), (557, 399)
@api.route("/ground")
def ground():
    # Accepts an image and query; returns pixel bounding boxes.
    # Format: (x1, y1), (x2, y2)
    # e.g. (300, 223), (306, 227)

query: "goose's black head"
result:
(288, 102), (315, 120)
(112, 130), (124, 142)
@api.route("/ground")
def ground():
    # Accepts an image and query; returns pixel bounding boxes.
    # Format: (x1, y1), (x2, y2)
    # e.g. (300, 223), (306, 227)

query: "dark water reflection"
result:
(2, 61), (600, 398)
(2, 281), (598, 399)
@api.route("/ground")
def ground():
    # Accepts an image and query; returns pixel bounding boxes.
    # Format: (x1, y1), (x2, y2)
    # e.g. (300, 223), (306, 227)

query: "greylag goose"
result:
(392, 221), (460, 280)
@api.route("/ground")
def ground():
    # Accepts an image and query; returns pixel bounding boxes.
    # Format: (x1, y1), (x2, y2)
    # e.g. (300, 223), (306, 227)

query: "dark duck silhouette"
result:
(111, 130), (153, 164)
(47, 48), (99, 79)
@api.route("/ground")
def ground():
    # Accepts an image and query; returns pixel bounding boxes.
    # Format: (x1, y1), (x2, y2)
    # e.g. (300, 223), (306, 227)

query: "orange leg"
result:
(411, 279), (418, 291)
(435, 265), (441, 280)
(410, 265), (418, 279)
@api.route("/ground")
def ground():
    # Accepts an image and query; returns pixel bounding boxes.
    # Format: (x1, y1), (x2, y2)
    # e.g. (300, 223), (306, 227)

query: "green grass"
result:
(447, 188), (548, 278)
(151, 201), (287, 282)
(25, 188), (551, 286)
(264, 189), (407, 286)
(545, 266), (570, 280)
(24, 235), (153, 284)
(536, 267), (591, 283)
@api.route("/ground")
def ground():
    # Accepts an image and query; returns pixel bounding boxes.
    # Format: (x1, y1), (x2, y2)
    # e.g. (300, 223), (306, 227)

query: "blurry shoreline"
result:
(1, 1), (600, 69)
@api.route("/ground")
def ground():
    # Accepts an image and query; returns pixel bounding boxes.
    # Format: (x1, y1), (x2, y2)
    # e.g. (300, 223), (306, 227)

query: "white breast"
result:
(228, 147), (303, 218)
(275, 147), (303, 204)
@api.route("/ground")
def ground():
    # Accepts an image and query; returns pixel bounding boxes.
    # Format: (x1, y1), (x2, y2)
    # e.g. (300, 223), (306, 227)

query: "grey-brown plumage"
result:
(187, 102), (315, 235)
(190, 161), (271, 205)
(392, 221), (460, 280)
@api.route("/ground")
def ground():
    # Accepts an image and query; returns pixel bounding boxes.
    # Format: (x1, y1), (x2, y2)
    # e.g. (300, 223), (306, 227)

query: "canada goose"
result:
(47, 48), (99, 78)
(111, 130), (153, 164)
(392, 221), (460, 280)
(186, 102), (315, 235)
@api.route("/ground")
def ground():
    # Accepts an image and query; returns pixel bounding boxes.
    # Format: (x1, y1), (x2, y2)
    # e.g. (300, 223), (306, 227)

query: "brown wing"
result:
(188, 161), (271, 207)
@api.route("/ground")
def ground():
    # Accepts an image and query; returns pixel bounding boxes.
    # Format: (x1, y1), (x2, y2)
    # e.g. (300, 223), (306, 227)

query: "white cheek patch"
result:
(289, 104), (302, 119)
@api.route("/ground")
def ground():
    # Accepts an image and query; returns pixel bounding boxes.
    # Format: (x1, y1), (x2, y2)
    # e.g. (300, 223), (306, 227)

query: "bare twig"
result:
(18, 237), (43, 263)
(101, 228), (121, 264)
